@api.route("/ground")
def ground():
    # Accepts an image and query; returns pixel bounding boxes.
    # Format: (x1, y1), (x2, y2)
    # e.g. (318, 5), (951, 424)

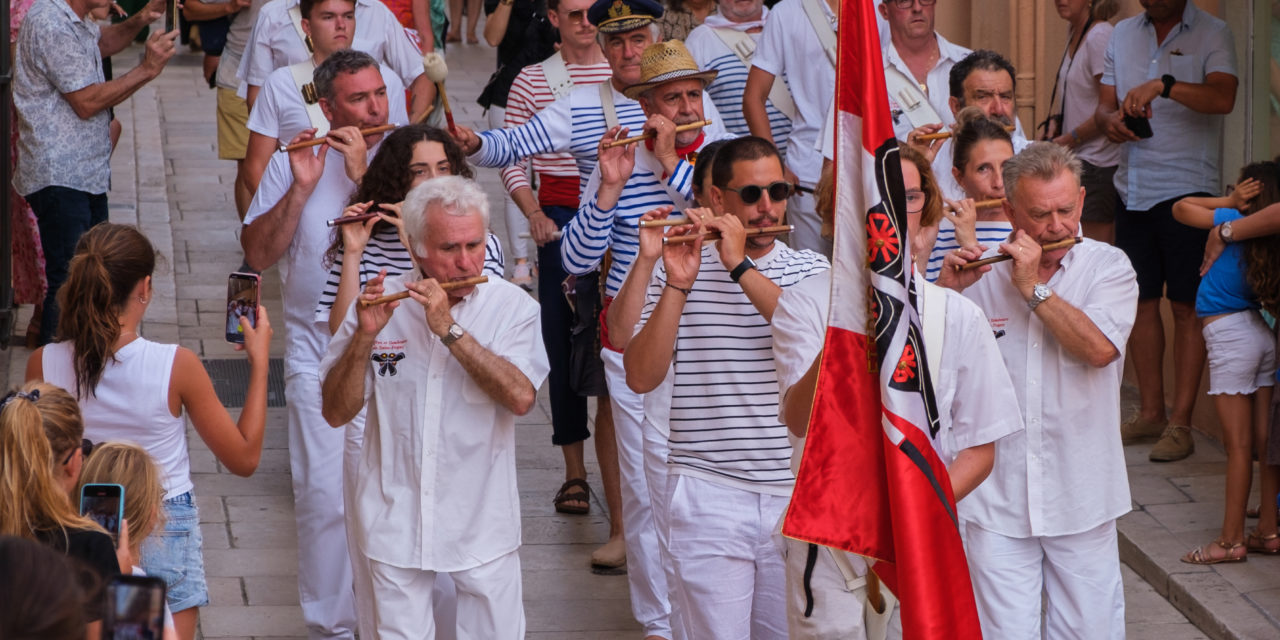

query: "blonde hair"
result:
(26, 382), (84, 466)
(0, 391), (101, 539)
(77, 443), (165, 548)
(1091, 0), (1119, 22)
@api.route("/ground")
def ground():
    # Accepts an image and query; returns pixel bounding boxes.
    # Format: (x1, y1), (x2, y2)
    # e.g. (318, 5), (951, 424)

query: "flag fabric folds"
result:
(780, 0), (983, 636)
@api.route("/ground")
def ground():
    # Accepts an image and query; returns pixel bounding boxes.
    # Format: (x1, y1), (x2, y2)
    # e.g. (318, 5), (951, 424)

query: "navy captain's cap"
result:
(587, 0), (664, 34)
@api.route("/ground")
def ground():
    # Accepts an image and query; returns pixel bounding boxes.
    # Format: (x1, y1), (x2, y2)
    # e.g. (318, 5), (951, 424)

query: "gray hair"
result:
(314, 49), (379, 102)
(1002, 142), (1082, 206)
(401, 176), (491, 253)
(597, 23), (663, 50)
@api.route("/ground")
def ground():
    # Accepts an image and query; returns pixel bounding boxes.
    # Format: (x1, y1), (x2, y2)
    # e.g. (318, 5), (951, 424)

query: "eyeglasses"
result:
(904, 189), (926, 214)
(725, 181), (794, 205)
(886, 0), (936, 9)
(62, 438), (94, 466)
(565, 8), (586, 23)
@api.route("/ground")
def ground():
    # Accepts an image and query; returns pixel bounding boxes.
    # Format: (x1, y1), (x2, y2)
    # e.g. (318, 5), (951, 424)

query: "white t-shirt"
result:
(214, 0), (272, 92)
(1054, 21), (1120, 168)
(244, 146), (371, 375)
(248, 62), (409, 143)
(236, 0), (424, 96)
(750, 0), (835, 185)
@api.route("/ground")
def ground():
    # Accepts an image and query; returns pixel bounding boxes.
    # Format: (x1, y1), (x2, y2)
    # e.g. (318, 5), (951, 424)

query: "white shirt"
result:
(245, 145), (372, 376)
(959, 239), (1138, 538)
(1055, 21), (1120, 168)
(214, 0), (272, 92)
(248, 62), (409, 143)
(751, 0), (835, 185)
(236, 0), (424, 96)
(685, 16), (793, 145)
(320, 275), (550, 571)
(883, 33), (971, 141)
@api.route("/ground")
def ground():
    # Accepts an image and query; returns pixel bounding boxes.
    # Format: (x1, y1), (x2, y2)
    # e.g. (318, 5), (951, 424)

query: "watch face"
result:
(1034, 284), (1050, 300)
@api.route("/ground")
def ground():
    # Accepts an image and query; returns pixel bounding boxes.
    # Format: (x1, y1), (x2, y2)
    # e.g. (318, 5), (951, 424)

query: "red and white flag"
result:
(780, 0), (982, 636)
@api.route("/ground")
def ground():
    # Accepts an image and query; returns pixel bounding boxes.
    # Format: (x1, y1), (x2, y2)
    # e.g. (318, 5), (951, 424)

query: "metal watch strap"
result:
(441, 323), (465, 346)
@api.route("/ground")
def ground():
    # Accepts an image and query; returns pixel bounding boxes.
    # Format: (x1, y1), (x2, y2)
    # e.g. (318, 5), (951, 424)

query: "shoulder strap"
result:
(883, 64), (941, 130)
(288, 60), (330, 136)
(539, 51), (575, 100)
(918, 279), (946, 384)
(288, 5), (313, 52)
(598, 81), (619, 130)
(711, 27), (797, 120)
(799, 0), (837, 68)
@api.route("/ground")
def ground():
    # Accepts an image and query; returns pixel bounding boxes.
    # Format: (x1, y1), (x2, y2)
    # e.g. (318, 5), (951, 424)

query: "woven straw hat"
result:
(622, 40), (719, 100)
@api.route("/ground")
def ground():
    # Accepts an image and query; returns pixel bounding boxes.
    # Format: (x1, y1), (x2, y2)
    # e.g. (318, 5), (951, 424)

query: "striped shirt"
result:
(639, 241), (829, 494)
(313, 227), (505, 324)
(924, 218), (1012, 282)
(501, 59), (613, 196)
(685, 23), (792, 146)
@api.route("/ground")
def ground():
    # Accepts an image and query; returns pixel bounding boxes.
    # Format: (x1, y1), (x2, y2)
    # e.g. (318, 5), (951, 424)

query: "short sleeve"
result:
(244, 153), (294, 225)
(378, 10), (427, 85)
(1077, 248), (1139, 356)
(35, 23), (100, 94)
(384, 67), (410, 125)
(770, 275), (828, 417)
(1203, 23), (1237, 78)
(1100, 29), (1117, 87)
(750, 5), (786, 77)
(246, 74), (283, 137)
(1083, 23), (1112, 79)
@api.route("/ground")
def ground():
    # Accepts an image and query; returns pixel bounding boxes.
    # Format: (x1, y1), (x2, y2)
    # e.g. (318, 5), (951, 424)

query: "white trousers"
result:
(966, 519), (1125, 640)
(285, 373), (357, 639)
(367, 550), (524, 640)
(781, 537), (902, 640)
(487, 105), (529, 262)
(786, 191), (832, 258)
(665, 474), (789, 640)
(601, 349), (673, 638)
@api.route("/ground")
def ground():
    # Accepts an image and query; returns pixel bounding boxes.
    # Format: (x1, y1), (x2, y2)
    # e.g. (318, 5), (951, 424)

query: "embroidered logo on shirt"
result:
(371, 352), (406, 376)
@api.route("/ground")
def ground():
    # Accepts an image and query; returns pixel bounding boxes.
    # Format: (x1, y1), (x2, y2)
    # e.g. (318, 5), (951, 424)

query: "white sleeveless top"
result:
(43, 339), (192, 500)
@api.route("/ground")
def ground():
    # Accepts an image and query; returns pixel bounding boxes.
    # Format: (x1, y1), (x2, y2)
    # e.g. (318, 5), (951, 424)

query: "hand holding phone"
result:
(226, 272), (261, 344)
(1122, 114), (1154, 139)
(102, 575), (167, 640)
(80, 483), (124, 542)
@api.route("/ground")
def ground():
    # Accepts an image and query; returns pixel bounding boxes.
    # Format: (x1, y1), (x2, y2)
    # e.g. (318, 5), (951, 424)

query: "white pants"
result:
(665, 474), (789, 640)
(781, 537), (902, 640)
(601, 348), (673, 638)
(367, 550), (524, 640)
(487, 105), (529, 262)
(786, 190), (831, 258)
(966, 519), (1125, 640)
(285, 373), (356, 639)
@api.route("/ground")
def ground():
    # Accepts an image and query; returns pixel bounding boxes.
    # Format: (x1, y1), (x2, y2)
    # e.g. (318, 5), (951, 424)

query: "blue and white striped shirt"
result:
(685, 23), (792, 147)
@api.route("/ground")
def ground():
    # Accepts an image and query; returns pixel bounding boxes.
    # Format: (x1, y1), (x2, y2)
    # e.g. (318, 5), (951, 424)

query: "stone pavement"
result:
(0, 39), (1260, 639)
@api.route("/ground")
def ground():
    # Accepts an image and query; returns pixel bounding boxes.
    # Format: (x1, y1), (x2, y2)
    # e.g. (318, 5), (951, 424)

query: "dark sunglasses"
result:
(62, 438), (94, 466)
(725, 181), (794, 205)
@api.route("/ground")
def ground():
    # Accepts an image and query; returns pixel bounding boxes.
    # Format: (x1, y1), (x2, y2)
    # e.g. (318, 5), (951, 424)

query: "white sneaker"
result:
(511, 261), (534, 291)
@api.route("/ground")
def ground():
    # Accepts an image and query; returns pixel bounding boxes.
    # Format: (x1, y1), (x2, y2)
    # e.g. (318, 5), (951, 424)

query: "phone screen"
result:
(79, 484), (123, 541)
(226, 273), (260, 344)
(103, 575), (166, 640)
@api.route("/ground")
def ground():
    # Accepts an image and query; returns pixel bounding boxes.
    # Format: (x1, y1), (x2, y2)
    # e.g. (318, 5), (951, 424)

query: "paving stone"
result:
(203, 548), (298, 577)
(243, 576), (302, 606)
(206, 577), (245, 607)
(199, 605), (308, 637)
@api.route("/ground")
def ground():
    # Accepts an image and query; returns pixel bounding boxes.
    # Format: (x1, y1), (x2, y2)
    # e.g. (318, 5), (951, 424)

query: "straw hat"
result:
(622, 40), (719, 100)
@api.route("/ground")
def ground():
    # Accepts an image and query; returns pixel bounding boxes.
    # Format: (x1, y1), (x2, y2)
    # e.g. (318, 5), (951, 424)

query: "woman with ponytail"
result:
(26, 223), (274, 640)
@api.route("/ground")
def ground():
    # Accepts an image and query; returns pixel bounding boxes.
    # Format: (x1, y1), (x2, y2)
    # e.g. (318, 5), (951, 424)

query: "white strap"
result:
(710, 28), (797, 120)
(633, 147), (693, 208)
(919, 279), (946, 383)
(598, 82), (619, 130)
(799, 0), (837, 68)
(884, 65), (942, 131)
(539, 51), (575, 100)
(288, 60), (330, 136)
(288, 6), (311, 52)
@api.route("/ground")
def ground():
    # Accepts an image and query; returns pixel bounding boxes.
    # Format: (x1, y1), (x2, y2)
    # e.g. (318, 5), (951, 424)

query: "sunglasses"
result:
(62, 438), (94, 466)
(725, 181), (794, 205)
(565, 8), (586, 23)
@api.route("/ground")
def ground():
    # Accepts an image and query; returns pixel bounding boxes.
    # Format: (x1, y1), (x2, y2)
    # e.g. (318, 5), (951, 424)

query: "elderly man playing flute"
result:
(938, 142), (1138, 639)
(320, 176), (547, 639)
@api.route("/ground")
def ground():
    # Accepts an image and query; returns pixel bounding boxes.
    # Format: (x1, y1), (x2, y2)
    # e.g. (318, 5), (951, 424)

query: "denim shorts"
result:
(140, 492), (209, 612)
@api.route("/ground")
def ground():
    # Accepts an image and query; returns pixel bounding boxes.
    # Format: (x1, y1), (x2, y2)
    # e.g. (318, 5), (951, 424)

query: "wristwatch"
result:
(1161, 74), (1176, 99)
(441, 323), (465, 347)
(1219, 220), (1234, 244)
(1028, 283), (1053, 310)
(730, 256), (757, 283)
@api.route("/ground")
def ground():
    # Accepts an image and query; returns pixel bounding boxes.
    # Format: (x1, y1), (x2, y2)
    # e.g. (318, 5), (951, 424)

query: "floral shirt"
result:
(13, 0), (111, 196)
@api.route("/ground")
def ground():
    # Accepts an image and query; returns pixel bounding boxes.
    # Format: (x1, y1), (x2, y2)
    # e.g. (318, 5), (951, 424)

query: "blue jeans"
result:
(25, 186), (108, 345)
(539, 204), (590, 445)
(140, 492), (210, 613)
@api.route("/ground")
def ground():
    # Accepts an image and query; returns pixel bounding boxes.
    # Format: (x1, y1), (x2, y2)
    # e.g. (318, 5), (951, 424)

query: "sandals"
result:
(1247, 530), (1280, 555)
(1181, 539), (1247, 565)
(554, 478), (591, 515)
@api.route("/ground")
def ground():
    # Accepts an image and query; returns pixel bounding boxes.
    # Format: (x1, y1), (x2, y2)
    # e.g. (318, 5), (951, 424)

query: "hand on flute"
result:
(277, 124), (396, 152)
(328, 202), (400, 227)
(359, 276), (489, 308)
(603, 120), (713, 148)
(955, 236), (1082, 271)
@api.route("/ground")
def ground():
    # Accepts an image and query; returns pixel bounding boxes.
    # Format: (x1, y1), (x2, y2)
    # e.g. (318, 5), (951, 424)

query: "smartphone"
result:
(166, 0), (179, 32)
(1122, 114), (1154, 139)
(79, 483), (124, 542)
(225, 272), (261, 344)
(102, 575), (166, 640)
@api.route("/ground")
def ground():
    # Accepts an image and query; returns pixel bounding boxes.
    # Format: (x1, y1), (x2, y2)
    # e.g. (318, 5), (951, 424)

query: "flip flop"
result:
(1181, 539), (1246, 565)
(554, 478), (591, 515)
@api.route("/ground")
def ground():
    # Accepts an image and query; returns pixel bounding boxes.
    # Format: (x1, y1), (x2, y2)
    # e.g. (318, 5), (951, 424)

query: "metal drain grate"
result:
(203, 358), (287, 408)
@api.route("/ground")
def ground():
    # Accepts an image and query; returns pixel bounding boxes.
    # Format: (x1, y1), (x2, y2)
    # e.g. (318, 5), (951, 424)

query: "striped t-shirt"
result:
(924, 218), (1013, 282)
(500, 59), (613, 196)
(685, 23), (792, 146)
(313, 227), (505, 325)
(638, 241), (829, 494)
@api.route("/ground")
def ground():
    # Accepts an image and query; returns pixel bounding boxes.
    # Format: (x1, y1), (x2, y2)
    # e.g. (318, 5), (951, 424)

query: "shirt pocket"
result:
(1168, 53), (1204, 84)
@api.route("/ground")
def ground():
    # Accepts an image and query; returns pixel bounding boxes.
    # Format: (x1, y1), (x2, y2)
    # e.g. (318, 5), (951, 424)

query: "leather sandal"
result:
(1246, 530), (1280, 555)
(1181, 539), (1247, 565)
(553, 478), (591, 515)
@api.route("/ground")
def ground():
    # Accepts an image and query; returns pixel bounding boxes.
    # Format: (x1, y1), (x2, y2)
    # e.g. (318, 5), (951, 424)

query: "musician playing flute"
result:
(240, 50), (392, 639)
(624, 136), (827, 638)
(320, 176), (548, 639)
(938, 143), (1138, 640)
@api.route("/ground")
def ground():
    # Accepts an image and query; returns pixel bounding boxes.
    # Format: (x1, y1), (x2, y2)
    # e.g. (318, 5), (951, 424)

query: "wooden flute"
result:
(277, 124), (396, 152)
(955, 237), (1082, 271)
(916, 124), (1016, 142)
(327, 211), (386, 227)
(663, 224), (793, 245)
(602, 120), (713, 148)
(357, 276), (489, 308)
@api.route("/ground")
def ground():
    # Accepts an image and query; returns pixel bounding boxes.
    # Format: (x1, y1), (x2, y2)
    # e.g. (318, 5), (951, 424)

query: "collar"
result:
(883, 32), (967, 71)
(645, 130), (705, 163)
(701, 6), (767, 31)
(55, 0), (87, 24)
(1141, 1), (1198, 33)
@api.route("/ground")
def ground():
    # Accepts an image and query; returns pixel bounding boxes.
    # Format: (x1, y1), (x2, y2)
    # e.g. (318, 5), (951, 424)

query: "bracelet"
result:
(1069, 128), (1082, 145)
(665, 282), (692, 297)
